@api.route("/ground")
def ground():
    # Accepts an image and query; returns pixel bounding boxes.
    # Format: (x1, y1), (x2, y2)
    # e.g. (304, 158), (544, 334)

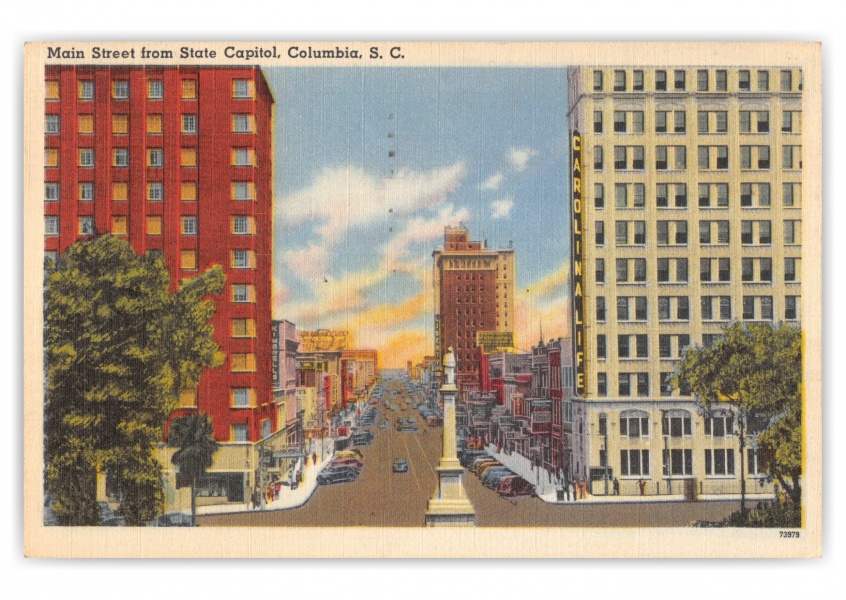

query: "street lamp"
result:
(600, 412), (609, 496)
(662, 410), (672, 496)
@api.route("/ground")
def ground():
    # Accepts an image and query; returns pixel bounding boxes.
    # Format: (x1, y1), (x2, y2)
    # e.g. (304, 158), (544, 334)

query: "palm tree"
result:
(168, 413), (219, 526)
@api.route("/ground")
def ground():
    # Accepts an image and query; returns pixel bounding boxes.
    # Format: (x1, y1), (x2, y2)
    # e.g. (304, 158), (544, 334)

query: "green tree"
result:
(45, 235), (224, 525)
(676, 322), (802, 517)
(167, 413), (220, 526)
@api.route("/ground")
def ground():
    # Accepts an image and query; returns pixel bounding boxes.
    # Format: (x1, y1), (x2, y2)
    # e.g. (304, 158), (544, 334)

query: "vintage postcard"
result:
(22, 41), (821, 558)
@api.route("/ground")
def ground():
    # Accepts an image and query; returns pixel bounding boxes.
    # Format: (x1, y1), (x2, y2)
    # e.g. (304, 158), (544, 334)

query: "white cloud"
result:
(508, 147), (538, 172)
(281, 162), (467, 245)
(382, 203), (471, 270)
(283, 244), (329, 282)
(491, 197), (515, 220)
(481, 172), (504, 190)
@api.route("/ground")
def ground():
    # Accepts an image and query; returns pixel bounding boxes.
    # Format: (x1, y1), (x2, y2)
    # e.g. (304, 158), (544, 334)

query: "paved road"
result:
(199, 379), (739, 528)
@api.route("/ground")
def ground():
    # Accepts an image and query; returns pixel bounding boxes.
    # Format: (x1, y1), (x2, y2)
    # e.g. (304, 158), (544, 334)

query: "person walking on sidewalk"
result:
(579, 478), (588, 500)
(638, 478), (647, 496)
(613, 477), (620, 496)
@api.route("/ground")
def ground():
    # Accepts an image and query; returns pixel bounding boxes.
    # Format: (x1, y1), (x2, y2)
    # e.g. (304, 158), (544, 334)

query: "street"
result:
(199, 380), (740, 528)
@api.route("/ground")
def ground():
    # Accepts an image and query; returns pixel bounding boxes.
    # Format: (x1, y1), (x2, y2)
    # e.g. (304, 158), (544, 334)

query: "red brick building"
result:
(43, 65), (276, 451)
(433, 226), (515, 390)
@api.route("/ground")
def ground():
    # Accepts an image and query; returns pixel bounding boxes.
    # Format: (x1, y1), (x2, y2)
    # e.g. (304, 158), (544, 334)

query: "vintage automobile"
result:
(329, 457), (364, 471)
(336, 449), (363, 460)
(496, 476), (536, 498)
(392, 458), (409, 473)
(317, 466), (359, 485)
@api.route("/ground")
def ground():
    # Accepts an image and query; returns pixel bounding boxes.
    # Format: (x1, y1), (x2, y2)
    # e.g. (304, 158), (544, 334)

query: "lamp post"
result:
(662, 410), (672, 496)
(600, 412), (609, 496)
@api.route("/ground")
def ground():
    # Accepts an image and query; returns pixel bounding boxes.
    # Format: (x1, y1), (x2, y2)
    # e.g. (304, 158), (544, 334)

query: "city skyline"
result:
(266, 67), (571, 367)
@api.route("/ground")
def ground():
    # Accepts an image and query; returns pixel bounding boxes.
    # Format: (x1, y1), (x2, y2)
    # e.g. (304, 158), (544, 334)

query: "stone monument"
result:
(424, 346), (476, 526)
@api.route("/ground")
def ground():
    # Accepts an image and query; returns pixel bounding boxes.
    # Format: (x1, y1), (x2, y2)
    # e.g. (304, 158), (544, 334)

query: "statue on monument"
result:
(443, 345), (456, 385)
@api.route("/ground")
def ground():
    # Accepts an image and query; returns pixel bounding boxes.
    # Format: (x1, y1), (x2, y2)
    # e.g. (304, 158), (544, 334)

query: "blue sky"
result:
(265, 67), (571, 367)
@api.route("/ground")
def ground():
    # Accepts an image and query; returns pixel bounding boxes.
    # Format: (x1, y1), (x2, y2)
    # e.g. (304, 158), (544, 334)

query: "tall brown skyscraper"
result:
(433, 226), (515, 390)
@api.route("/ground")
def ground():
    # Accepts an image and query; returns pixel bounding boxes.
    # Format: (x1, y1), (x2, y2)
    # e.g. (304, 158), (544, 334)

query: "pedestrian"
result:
(613, 477), (620, 496)
(312, 451), (317, 465)
(638, 478), (647, 496)
(564, 481), (571, 502)
(571, 479), (580, 501)
(579, 478), (587, 500)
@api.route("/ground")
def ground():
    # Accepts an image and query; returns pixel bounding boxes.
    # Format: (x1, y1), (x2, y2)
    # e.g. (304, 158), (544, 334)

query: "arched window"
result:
(662, 409), (692, 437)
(619, 409), (649, 438)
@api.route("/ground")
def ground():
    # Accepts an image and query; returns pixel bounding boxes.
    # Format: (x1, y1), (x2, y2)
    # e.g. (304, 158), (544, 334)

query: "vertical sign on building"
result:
(571, 131), (586, 396)
(271, 322), (280, 388)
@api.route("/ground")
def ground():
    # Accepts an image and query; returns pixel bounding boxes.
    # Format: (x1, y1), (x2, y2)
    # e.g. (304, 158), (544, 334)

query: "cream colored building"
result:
(568, 66), (802, 496)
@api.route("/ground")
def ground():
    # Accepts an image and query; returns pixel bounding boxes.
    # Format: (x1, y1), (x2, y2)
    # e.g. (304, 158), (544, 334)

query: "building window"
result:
(784, 220), (801, 245)
(112, 216), (127, 236)
(614, 69), (626, 91)
(181, 216), (197, 235)
(78, 148), (94, 168)
(785, 296), (799, 321)
(633, 70), (644, 91)
(739, 70), (750, 91)
(655, 70), (667, 91)
(45, 114), (60, 134)
(596, 334), (607, 360)
(674, 110), (686, 133)
(232, 318), (256, 338)
(597, 373), (607, 396)
(742, 296), (774, 321)
(232, 249), (254, 269)
(77, 114), (94, 135)
(147, 148), (164, 168)
(46, 80), (60, 101)
(614, 145), (645, 170)
(181, 148), (197, 167)
(698, 146), (728, 170)
(179, 388), (197, 408)
(45, 183), (59, 202)
(232, 284), (255, 303)
(741, 220), (772, 245)
(262, 419), (272, 440)
(78, 80), (94, 100)
(782, 110), (801, 134)
(232, 114), (255, 133)
(595, 258), (605, 284)
(658, 296), (689, 321)
(698, 220), (730, 245)
(595, 221), (605, 246)
(113, 149), (128, 167)
(181, 182), (197, 202)
(705, 449), (735, 476)
(657, 257), (688, 283)
(233, 79), (254, 99)
(113, 80), (129, 99)
(674, 69), (686, 91)
(146, 216), (162, 236)
(231, 353), (256, 372)
(697, 69), (708, 91)
(45, 216), (59, 236)
(783, 145), (802, 169)
(593, 70), (603, 92)
(781, 70), (793, 92)
(182, 79), (197, 100)
(147, 80), (163, 99)
(593, 146), (603, 170)
(147, 114), (163, 134)
(616, 258), (646, 284)
(78, 216), (95, 236)
(716, 70), (727, 91)
(657, 220), (688, 246)
(182, 114), (197, 134)
(615, 220), (647, 246)
(740, 182), (771, 207)
(231, 424), (249, 442)
(758, 70), (770, 91)
(593, 110), (603, 133)
(620, 449), (650, 476)
(232, 148), (255, 167)
(663, 449), (694, 476)
(232, 216), (253, 235)
(146, 182), (162, 202)
(181, 250), (197, 270)
(784, 257), (800, 282)
(596, 296), (606, 322)
(618, 373), (631, 396)
(594, 183), (604, 209)
(620, 411), (649, 438)
(656, 145), (685, 170)
(698, 183), (729, 208)
(112, 114), (128, 135)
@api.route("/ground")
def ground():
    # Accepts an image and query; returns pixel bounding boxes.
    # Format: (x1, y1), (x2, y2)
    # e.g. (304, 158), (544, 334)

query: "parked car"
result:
(147, 512), (194, 527)
(473, 460), (502, 476)
(482, 468), (515, 488)
(379, 419), (390, 429)
(337, 449), (363, 460)
(479, 464), (510, 481)
(317, 467), (359, 485)
(496, 476), (536, 498)
(352, 430), (374, 446)
(426, 415), (443, 426)
(330, 458), (364, 471)
(460, 450), (491, 468)
(393, 459), (409, 473)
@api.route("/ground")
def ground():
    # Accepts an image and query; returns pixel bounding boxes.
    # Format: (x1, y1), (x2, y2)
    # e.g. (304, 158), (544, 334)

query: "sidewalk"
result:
(483, 444), (775, 505)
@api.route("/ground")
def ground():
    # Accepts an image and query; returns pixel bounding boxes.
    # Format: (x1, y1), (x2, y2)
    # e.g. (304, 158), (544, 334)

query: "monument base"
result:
(424, 465), (476, 527)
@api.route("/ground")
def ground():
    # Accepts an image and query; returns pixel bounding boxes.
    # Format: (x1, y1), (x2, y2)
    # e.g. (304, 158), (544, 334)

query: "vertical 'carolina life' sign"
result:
(571, 131), (585, 395)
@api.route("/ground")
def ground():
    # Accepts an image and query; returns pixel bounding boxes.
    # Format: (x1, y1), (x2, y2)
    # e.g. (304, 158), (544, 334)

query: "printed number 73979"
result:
(779, 531), (800, 538)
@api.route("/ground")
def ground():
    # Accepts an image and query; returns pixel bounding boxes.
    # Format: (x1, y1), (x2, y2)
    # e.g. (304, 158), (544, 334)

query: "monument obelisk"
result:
(424, 346), (476, 526)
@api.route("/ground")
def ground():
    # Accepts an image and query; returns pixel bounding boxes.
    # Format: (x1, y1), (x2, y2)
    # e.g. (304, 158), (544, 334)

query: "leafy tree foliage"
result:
(45, 235), (224, 525)
(676, 322), (803, 513)
(168, 413), (220, 526)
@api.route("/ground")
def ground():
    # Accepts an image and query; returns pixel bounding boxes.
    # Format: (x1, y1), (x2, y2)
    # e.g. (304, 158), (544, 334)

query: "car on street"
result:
(482, 468), (515, 488)
(379, 419), (389, 429)
(352, 430), (374, 446)
(473, 460), (502, 476)
(407, 417), (416, 424)
(459, 450), (491, 468)
(392, 459), (409, 473)
(317, 466), (359, 485)
(496, 476), (536, 498)
(398, 425), (419, 433)
(337, 449), (363, 460)
(330, 457), (364, 471)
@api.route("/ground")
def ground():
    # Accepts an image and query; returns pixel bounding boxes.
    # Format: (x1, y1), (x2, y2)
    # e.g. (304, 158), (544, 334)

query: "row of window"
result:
(592, 144), (802, 171)
(593, 110), (801, 135)
(45, 113), (256, 136)
(45, 147), (257, 168)
(594, 219), (802, 248)
(594, 182), (802, 209)
(614, 448), (757, 478)
(46, 78), (255, 101)
(598, 219), (802, 248)
(597, 411), (736, 439)
(45, 215), (256, 237)
(592, 68), (799, 94)
(600, 256), (801, 285)
(594, 294), (800, 323)
(45, 181), (256, 203)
